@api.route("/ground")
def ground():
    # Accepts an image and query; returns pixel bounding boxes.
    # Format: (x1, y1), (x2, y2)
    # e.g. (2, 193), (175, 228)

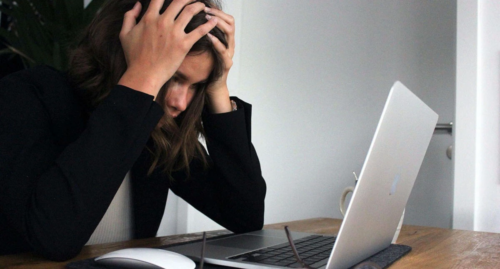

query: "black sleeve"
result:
(0, 74), (164, 260)
(169, 97), (267, 233)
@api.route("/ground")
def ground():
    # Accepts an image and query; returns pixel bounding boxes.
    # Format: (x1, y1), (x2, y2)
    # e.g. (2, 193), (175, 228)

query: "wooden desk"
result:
(1, 218), (499, 268)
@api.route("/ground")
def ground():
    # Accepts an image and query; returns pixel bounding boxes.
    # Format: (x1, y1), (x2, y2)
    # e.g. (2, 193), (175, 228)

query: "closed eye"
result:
(191, 81), (208, 92)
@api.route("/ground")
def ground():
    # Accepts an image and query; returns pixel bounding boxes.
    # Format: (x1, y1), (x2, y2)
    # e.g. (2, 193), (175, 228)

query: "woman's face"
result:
(164, 52), (213, 118)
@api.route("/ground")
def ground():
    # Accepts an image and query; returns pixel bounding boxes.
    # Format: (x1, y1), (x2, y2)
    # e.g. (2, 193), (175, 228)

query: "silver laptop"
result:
(166, 81), (438, 269)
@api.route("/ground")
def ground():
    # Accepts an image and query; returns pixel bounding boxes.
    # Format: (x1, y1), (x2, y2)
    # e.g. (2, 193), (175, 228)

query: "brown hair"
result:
(69, 0), (227, 177)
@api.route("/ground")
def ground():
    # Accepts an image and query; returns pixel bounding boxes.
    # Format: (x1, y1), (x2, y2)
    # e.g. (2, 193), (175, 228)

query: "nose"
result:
(168, 84), (190, 113)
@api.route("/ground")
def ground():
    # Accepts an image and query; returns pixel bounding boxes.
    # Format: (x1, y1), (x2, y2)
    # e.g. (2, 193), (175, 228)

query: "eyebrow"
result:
(174, 71), (209, 85)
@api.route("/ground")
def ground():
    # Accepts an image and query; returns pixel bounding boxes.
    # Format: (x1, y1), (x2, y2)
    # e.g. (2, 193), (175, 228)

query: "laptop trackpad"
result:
(207, 235), (286, 250)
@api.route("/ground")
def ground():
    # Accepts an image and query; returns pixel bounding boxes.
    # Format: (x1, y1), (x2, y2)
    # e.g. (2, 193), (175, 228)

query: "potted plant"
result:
(0, 0), (105, 71)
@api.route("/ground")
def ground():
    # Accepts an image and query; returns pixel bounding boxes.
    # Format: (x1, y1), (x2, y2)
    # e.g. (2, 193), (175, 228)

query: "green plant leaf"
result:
(0, 5), (14, 17)
(1, 0), (105, 70)
(61, 0), (84, 30)
(1, 42), (34, 64)
(30, 0), (55, 23)
(5, 3), (35, 60)
(52, 41), (62, 70)
(84, 0), (105, 25)
(0, 27), (15, 42)
(52, 0), (71, 30)
(0, 45), (26, 68)
(0, 47), (13, 56)
(0, 0), (14, 6)
(13, 5), (51, 64)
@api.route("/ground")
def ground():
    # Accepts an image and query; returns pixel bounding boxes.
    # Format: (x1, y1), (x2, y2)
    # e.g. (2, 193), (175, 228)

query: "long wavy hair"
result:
(69, 0), (227, 177)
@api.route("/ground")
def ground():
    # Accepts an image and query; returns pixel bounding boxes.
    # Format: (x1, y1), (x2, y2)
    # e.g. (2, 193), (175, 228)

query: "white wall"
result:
(237, 0), (456, 226)
(454, 0), (477, 231)
(82, 0), (500, 235)
(455, 0), (500, 233)
(475, 0), (500, 233)
(161, 0), (457, 234)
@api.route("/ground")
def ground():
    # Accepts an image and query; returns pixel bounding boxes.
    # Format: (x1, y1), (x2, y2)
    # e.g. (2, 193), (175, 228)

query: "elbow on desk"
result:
(230, 218), (264, 234)
(228, 202), (265, 234)
(31, 239), (82, 261)
(246, 218), (265, 232)
(20, 218), (89, 261)
(238, 182), (266, 233)
(34, 241), (82, 262)
(29, 232), (85, 261)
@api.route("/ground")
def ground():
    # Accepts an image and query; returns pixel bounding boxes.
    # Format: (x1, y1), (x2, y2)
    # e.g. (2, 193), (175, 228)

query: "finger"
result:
(208, 14), (232, 35)
(205, 8), (235, 50)
(208, 33), (233, 69)
(120, 2), (142, 36)
(145, 0), (165, 15)
(174, 2), (206, 30)
(162, 0), (193, 21)
(207, 14), (234, 51)
(205, 7), (234, 26)
(207, 32), (228, 55)
(185, 17), (218, 45)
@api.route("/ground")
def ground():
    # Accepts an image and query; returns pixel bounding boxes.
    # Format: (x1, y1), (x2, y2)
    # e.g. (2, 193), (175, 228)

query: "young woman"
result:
(0, 0), (266, 261)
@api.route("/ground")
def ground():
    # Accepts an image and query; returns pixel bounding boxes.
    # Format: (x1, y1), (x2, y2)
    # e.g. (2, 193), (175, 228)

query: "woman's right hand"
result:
(118, 0), (217, 98)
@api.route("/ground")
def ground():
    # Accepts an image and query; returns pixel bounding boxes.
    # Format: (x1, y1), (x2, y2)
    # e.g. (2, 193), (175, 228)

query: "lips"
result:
(166, 107), (180, 118)
(168, 111), (179, 118)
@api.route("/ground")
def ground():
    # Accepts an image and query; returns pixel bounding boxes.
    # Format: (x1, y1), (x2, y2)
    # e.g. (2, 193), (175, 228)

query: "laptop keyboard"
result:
(228, 235), (336, 268)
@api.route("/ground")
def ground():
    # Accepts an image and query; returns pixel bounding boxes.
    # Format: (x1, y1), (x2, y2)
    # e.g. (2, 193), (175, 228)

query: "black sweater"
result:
(0, 66), (266, 261)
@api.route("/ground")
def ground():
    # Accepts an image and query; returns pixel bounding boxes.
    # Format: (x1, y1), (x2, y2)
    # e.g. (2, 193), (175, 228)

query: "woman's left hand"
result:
(205, 7), (235, 113)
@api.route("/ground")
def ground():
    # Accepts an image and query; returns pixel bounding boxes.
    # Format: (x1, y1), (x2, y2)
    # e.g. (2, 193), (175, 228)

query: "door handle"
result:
(434, 122), (453, 160)
(435, 122), (453, 134)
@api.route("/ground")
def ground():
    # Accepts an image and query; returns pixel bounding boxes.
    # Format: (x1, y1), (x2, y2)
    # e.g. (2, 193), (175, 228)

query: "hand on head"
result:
(118, 0), (218, 98)
(204, 6), (236, 113)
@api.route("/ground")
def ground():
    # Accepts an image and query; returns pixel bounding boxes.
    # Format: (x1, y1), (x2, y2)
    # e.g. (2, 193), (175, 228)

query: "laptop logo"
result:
(390, 174), (400, 195)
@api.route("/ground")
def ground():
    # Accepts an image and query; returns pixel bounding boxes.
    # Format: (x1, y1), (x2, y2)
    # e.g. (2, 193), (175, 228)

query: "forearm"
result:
(170, 98), (266, 232)
(171, 151), (266, 233)
(210, 145), (266, 232)
(206, 86), (232, 114)
(0, 85), (163, 260)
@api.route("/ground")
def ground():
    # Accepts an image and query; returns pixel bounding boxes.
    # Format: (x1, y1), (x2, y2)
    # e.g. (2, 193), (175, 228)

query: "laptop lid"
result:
(326, 81), (438, 268)
(165, 81), (438, 269)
